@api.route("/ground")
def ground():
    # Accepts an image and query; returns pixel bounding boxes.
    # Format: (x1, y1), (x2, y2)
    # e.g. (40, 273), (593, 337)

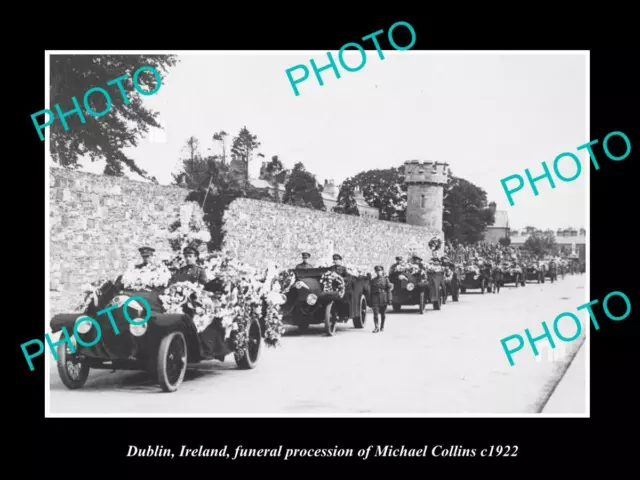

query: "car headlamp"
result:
(130, 322), (148, 337)
(406, 283), (415, 291)
(75, 317), (93, 334)
(306, 294), (318, 306)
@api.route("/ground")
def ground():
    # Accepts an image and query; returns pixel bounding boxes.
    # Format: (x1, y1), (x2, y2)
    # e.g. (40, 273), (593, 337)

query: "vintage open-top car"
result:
(459, 263), (492, 294)
(389, 266), (445, 313)
(280, 266), (369, 336)
(525, 263), (545, 283)
(50, 278), (269, 393)
(500, 264), (525, 287)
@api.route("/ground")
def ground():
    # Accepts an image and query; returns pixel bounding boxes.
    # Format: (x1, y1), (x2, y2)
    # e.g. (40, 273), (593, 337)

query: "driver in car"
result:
(170, 246), (208, 286)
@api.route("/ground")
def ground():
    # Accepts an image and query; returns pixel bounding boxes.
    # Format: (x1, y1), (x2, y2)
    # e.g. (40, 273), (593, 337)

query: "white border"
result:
(44, 50), (590, 418)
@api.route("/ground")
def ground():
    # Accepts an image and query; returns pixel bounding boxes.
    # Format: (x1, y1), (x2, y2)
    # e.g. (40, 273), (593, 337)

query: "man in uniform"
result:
(370, 265), (393, 333)
(170, 246), (208, 286)
(389, 256), (403, 274)
(296, 252), (314, 269)
(136, 246), (155, 268)
(331, 253), (348, 277)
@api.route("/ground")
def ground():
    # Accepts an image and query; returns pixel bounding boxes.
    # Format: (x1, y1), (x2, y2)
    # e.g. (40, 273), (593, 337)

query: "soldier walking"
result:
(370, 265), (393, 333)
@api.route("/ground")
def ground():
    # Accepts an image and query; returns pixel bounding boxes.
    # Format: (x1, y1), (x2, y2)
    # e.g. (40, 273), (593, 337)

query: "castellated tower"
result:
(403, 160), (449, 230)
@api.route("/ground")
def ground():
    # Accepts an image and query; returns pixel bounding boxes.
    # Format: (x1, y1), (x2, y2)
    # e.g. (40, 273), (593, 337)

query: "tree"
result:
(212, 130), (229, 164)
(282, 163), (325, 211)
(442, 175), (495, 244)
(260, 155), (287, 202)
(49, 54), (178, 179)
(350, 167), (406, 221)
(230, 126), (261, 186)
(499, 236), (511, 247)
(333, 178), (360, 216)
(524, 232), (558, 257)
(172, 136), (271, 250)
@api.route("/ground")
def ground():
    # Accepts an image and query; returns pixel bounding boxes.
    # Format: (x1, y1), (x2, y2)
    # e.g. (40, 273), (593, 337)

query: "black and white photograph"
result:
(44, 50), (589, 416)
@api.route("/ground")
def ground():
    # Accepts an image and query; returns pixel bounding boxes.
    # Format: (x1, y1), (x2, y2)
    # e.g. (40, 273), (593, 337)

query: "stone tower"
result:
(403, 160), (449, 230)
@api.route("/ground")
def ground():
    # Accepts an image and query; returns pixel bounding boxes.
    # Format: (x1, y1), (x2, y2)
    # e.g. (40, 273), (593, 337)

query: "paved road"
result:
(48, 274), (587, 415)
(542, 336), (586, 414)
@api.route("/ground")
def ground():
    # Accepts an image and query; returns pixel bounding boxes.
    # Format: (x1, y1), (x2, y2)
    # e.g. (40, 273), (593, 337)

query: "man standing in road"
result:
(370, 265), (393, 333)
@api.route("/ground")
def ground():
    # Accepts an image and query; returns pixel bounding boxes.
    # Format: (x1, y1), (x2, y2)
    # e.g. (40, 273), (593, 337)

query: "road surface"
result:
(48, 274), (587, 415)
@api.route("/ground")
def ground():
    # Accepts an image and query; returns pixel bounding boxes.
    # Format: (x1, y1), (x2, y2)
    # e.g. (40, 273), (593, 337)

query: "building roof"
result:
(487, 210), (509, 229)
(510, 234), (586, 245)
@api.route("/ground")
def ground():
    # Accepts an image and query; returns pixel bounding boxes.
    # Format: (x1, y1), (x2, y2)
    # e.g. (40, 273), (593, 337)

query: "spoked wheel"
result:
(157, 331), (187, 392)
(236, 318), (262, 369)
(324, 301), (338, 336)
(353, 295), (367, 328)
(418, 292), (425, 314)
(56, 342), (89, 390)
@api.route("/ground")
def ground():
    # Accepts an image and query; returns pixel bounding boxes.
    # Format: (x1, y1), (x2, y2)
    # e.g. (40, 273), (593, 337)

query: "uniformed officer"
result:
(370, 265), (393, 333)
(331, 253), (348, 277)
(296, 252), (314, 269)
(170, 246), (208, 285)
(389, 256), (403, 274)
(136, 246), (155, 268)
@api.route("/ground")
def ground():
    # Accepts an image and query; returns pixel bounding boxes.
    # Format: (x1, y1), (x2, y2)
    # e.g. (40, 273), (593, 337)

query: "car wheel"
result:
(157, 331), (187, 393)
(56, 343), (89, 390)
(353, 295), (367, 328)
(236, 318), (262, 369)
(324, 302), (338, 336)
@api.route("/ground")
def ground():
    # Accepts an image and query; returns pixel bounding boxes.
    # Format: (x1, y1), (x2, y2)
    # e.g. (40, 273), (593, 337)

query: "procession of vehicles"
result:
(50, 251), (580, 393)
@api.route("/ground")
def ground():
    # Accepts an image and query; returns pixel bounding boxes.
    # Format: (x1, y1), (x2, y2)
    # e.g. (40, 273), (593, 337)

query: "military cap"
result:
(412, 255), (423, 262)
(332, 254), (342, 260)
(183, 246), (198, 255)
(301, 252), (311, 258)
(138, 246), (155, 256)
(374, 265), (384, 272)
(395, 256), (403, 261)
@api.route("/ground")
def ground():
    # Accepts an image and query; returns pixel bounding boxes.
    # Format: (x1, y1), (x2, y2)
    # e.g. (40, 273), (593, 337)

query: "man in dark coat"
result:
(136, 246), (155, 268)
(331, 253), (348, 277)
(370, 265), (393, 333)
(170, 246), (208, 286)
(389, 256), (403, 276)
(296, 252), (314, 269)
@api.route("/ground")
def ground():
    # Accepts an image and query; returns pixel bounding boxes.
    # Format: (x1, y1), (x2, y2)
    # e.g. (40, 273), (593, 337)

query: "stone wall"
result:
(222, 198), (443, 271)
(49, 167), (189, 315)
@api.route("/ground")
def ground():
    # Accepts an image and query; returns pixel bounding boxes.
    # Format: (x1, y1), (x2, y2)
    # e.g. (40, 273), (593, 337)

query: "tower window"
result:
(420, 195), (426, 208)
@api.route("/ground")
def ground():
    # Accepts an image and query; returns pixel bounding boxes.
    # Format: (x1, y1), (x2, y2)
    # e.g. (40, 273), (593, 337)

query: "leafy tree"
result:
(333, 178), (360, 216)
(230, 126), (261, 186)
(283, 163), (325, 211)
(172, 136), (271, 250)
(351, 167), (405, 221)
(524, 232), (558, 257)
(499, 236), (511, 247)
(49, 54), (178, 179)
(442, 175), (495, 244)
(260, 155), (287, 202)
(212, 130), (229, 164)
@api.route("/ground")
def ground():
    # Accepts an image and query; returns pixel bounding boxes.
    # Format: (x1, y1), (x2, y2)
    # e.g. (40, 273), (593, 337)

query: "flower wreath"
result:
(275, 269), (297, 294)
(428, 237), (443, 252)
(320, 271), (346, 298)
(121, 262), (172, 291)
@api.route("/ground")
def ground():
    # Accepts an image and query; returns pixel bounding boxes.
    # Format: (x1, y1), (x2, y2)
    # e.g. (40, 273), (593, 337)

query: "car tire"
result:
(56, 342), (89, 390)
(324, 301), (338, 336)
(236, 318), (262, 369)
(157, 331), (187, 393)
(353, 295), (367, 328)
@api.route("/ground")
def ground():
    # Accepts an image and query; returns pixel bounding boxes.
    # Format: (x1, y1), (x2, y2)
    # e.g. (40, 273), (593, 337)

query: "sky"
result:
(67, 51), (588, 231)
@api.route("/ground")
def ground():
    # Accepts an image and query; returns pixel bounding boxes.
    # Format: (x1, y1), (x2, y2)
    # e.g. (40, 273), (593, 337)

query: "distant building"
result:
(483, 202), (510, 244)
(251, 163), (379, 219)
(510, 226), (586, 263)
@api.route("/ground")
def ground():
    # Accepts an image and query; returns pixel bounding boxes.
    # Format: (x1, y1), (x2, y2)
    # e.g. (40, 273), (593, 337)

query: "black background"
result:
(10, 8), (637, 473)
